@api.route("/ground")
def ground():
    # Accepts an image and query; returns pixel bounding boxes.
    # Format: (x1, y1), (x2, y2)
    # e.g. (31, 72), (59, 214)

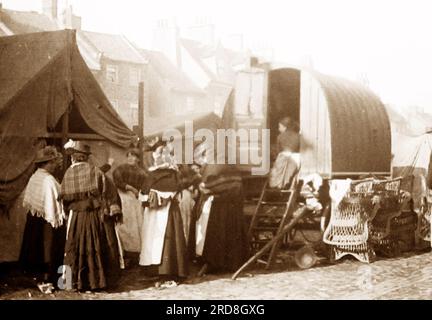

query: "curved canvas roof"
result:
(268, 66), (391, 175)
(311, 71), (392, 174)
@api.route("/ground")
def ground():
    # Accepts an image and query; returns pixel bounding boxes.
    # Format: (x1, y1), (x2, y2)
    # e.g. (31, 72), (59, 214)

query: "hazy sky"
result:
(3, 0), (432, 113)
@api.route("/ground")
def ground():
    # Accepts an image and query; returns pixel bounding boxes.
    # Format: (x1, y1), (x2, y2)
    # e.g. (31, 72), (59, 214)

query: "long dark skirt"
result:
(143, 200), (189, 279)
(64, 209), (121, 291)
(159, 200), (189, 278)
(201, 195), (249, 272)
(20, 213), (66, 283)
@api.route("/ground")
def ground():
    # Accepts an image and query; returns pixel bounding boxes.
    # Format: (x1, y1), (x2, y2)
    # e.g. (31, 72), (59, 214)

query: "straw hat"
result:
(34, 146), (60, 163)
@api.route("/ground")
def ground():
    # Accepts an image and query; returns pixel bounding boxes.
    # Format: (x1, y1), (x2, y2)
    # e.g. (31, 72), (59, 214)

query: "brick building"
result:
(77, 30), (148, 129)
(138, 49), (205, 118)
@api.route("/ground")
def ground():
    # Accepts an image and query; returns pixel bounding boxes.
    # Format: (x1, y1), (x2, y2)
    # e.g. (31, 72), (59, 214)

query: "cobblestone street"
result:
(1, 250), (431, 300)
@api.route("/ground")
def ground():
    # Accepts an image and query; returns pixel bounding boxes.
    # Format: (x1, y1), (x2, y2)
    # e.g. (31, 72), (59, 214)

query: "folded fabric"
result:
(147, 189), (175, 208)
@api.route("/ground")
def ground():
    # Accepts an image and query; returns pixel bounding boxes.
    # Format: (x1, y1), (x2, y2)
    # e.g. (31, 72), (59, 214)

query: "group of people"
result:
(19, 137), (250, 293)
(112, 139), (249, 286)
(20, 141), (123, 293)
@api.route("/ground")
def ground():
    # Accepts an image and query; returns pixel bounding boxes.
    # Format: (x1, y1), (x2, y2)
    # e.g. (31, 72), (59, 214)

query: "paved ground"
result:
(1, 249), (431, 300)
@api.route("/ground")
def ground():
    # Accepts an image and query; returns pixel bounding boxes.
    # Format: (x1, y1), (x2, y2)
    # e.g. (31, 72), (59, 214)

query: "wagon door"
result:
(233, 68), (268, 172)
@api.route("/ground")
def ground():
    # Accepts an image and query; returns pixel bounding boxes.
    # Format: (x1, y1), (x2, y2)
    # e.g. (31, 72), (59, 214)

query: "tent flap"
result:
(71, 47), (136, 148)
(0, 30), (135, 211)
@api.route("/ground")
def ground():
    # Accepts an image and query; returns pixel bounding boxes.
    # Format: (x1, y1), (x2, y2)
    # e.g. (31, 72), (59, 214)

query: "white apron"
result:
(116, 190), (144, 253)
(139, 190), (175, 266)
(195, 195), (214, 256)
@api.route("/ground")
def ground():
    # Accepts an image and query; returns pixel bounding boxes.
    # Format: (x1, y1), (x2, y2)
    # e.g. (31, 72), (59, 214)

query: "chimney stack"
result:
(42, 0), (58, 19)
(152, 18), (181, 68)
(62, 5), (81, 30)
(184, 17), (215, 47)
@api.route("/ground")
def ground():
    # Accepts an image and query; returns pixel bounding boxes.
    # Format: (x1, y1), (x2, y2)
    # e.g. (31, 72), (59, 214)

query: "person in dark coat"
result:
(190, 143), (249, 274)
(60, 141), (122, 292)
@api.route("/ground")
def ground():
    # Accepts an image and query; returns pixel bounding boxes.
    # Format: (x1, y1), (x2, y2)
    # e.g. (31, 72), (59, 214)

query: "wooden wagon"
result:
(231, 63), (392, 179)
(230, 63), (398, 278)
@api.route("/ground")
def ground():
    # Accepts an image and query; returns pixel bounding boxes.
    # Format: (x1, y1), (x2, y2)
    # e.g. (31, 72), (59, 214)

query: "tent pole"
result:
(138, 81), (145, 165)
(138, 81), (144, 140)
(61, 107), (70, 170)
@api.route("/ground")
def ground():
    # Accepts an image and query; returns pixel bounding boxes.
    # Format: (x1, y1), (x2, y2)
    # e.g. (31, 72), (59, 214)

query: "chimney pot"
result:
(42, 0), (58, 19)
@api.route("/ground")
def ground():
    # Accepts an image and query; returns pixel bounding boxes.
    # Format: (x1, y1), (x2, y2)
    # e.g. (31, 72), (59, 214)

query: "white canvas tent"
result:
(392, 132), (431, 244)
(392, 132), (432, 210)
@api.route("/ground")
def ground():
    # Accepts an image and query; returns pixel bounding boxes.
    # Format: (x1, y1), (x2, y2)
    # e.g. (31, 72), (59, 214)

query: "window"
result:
(129, 68), (141, 86)
(106, 64), (118, 83)
(130, 103), (139, 124)
(186, 97), (194, 112)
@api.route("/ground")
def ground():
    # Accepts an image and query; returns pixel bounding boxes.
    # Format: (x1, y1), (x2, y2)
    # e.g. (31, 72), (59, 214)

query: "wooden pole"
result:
(61, 106), (70, 171)
(138, 81), (145, 165)
(43, 132), (105, 141)
(138, 81), (145, 142)
(231, 206), (309, 280)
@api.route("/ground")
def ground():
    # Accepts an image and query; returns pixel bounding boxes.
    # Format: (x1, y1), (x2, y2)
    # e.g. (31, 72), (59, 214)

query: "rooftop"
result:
(0, 8), (58, 34)
(78, 30), (146, 65)
(140, 49), (203, 94)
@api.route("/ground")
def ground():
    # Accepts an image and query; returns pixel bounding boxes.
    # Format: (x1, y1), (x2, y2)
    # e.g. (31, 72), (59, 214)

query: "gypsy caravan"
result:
(231, 64), (392, 180)
(230, 64), (411, 278)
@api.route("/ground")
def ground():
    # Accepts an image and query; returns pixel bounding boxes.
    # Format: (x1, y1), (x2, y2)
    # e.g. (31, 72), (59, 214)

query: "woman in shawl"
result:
(139, 140), (200, 286)
(20, 146), (66, 294)
(60, 142), (122, 292)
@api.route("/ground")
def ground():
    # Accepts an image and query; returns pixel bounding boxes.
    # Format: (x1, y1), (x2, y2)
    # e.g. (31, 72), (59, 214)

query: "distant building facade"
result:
(77, 30), (148, 129)
(151, 18), (248, 116)
(0, 1), (148, 130)
(138, 49), (205, 117)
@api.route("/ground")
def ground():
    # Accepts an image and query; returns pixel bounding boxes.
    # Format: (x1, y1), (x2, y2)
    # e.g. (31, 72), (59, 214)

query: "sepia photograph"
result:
(0, 0), (431, 306)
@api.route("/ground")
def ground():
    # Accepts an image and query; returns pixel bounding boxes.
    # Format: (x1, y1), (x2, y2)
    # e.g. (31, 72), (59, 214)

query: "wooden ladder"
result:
(244, 175), (301, 270)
